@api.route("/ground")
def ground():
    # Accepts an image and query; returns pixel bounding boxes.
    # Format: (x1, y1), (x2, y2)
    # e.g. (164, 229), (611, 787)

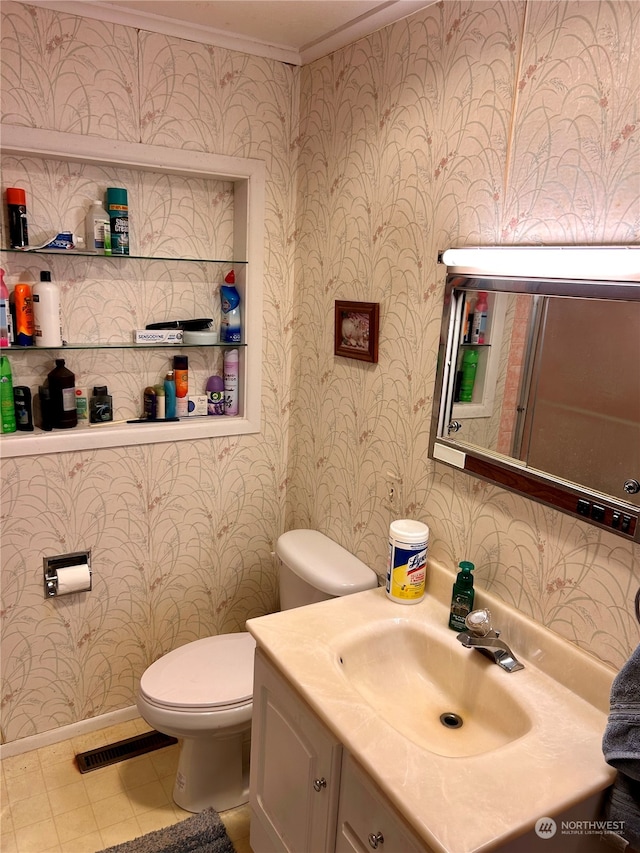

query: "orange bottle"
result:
(13, 282), (34, 346)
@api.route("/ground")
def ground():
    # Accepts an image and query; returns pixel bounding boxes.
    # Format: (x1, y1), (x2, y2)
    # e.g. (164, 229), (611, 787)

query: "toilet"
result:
(136, 529), (378, 813)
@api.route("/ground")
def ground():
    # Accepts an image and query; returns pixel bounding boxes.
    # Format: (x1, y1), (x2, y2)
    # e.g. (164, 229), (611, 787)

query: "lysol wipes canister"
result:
(385, 519), (429, 604)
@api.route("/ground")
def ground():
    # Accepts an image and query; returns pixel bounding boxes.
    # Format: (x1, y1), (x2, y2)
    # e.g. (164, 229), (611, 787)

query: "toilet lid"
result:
(140, 633), (256, 711)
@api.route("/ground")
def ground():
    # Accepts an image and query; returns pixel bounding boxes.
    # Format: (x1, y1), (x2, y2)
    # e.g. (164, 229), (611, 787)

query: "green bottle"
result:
(448, 561), (475, 631)
(0, 355), (17, 433)
(459, 349), (478, 402)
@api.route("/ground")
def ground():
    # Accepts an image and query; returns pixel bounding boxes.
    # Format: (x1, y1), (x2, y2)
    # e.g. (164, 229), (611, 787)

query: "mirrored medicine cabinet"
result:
(429, 247), (640, 542)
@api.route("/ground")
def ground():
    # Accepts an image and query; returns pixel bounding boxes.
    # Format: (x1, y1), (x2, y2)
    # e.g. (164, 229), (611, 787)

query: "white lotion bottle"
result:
(223, 348), (239, 416)
(33, 271), (63, 347)
(85, 199), (111, 254)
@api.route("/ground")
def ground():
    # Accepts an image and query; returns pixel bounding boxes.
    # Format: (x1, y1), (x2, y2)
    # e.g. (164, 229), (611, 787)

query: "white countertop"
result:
(246, 557), (617, 853)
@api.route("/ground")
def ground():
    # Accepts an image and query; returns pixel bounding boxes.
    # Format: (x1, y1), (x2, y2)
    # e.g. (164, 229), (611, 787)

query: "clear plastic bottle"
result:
(85, 199), (111, 254)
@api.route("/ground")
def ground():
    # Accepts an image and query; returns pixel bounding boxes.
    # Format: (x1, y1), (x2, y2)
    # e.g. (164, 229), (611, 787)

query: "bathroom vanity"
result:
(247, 557), (617, 853)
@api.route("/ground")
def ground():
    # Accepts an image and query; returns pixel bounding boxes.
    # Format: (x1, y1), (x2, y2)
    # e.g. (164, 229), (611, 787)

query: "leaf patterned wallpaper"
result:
(0, 0), (638, 745)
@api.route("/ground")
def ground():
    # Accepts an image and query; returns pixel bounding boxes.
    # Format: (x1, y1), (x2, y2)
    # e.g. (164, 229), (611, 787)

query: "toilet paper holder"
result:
(44, 550), (92, 598)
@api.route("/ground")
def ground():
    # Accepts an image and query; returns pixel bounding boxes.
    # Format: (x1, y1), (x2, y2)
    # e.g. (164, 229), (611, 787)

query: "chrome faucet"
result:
(456, 608), (524, 673)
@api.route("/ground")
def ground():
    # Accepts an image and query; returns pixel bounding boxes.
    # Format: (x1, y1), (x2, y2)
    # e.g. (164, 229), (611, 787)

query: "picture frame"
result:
(334, 301), (379, 363)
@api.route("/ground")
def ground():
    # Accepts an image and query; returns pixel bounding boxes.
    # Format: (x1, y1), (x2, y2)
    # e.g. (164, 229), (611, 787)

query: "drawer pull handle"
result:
(368, 832), (384, 848)
(313, 777), (327, 792)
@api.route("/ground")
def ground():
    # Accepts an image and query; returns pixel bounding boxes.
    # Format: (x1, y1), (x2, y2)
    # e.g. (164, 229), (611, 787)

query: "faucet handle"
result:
(465, 608), (493, 637)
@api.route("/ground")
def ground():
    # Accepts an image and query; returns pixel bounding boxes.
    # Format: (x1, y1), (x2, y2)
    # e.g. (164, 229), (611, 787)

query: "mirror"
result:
(430, 248), (640, 542)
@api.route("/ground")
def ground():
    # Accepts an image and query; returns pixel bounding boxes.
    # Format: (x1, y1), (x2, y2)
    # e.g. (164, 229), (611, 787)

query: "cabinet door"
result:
(250, 648), (342, 853)
(335, 753), (430, 853)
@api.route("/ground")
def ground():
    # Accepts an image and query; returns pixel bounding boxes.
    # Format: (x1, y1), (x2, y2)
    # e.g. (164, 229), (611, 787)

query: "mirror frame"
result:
(430, 247), (640, 543)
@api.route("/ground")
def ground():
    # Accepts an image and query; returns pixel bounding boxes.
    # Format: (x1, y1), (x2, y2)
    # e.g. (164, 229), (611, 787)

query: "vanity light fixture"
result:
(440, 246), (640, 282)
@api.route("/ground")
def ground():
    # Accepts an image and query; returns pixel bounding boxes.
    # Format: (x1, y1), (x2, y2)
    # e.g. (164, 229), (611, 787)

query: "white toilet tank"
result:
(276, 529), (377, 610)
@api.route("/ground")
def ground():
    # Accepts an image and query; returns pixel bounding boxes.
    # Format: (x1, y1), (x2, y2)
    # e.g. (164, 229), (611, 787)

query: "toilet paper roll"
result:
(57, 563), (91, 595)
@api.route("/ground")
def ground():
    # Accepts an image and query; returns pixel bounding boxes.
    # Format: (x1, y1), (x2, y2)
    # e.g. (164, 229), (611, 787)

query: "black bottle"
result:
(47, 359), (77, 429)
(90, 385), (113, 423)
(13, 386), (34, 431)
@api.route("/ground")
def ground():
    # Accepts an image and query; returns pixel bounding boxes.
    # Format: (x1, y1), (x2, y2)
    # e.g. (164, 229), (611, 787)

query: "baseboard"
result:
(0, 705), (140, 759)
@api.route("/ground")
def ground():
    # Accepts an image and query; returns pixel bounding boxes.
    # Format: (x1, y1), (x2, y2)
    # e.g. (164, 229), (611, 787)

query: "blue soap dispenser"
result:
(448, 561), (475, 631)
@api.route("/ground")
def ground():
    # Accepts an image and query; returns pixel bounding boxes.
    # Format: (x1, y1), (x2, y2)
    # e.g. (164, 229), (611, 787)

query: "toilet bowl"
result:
(137, 529), (377, 813)
(137, 633), (255, 813)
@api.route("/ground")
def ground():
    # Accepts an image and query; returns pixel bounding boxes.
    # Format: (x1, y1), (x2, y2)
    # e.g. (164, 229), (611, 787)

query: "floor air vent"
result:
(76, 730), (178, 773)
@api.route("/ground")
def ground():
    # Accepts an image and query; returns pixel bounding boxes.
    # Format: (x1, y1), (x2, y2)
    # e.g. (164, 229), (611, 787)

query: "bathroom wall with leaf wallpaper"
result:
(0, 0), (638, 746)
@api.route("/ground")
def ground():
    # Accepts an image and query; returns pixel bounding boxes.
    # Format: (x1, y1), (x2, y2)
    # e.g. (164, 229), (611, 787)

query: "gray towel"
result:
(603, 643), (640, 851)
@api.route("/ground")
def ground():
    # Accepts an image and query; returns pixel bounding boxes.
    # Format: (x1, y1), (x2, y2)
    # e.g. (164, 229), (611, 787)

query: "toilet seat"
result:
(139, 633), (256, 712)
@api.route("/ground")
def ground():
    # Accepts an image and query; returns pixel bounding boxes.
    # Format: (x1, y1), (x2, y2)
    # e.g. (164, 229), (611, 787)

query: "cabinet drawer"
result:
(335, 753), (430, 853)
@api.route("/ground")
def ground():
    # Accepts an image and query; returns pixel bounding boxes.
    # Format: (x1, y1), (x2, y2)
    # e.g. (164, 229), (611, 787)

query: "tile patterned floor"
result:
(0, 718), (252, 853)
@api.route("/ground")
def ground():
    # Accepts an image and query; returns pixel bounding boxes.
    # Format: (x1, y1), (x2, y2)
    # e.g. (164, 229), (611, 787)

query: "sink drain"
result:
(440, 712), (463, 729)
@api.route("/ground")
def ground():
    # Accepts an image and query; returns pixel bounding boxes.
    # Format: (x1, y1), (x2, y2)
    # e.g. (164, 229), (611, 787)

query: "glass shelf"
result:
(0, 247), (247, 265)
(3, 342), (246, 351)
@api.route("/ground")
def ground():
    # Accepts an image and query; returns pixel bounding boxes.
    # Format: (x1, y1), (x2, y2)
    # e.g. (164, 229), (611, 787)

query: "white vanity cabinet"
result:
(250, 648), (431, 853)
(335, 753), (430, 853)
(250, 648), (343, 853)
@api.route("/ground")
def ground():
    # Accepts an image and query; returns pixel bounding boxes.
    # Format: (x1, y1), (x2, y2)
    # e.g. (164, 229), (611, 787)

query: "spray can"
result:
(7, 188), (29, 249)
(385, 519), (429, 604)
(173, 355), (188, 417)
(206, 374), (225, 415)
(223, 349), (239, 415)
(106, 187), (129, 255)
(0, 355), (16, 432)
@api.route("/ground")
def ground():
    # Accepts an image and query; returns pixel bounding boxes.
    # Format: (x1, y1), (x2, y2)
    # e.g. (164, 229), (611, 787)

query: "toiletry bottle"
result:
(463, 293), (475, 344)
(7, 187), (29, 248)
(85, 199), (111, 254)
(0, 355), (16, 433)
(154, 384), (166, 419)
(206, 374), (225, 415)
(47, 359), (77, 429)
(142, 386), (157, 419)
(164, 370), (177, 418)
(13, 386), (33, 431)
(470, 291), (488, 344)
(13, 282), (34, 346)
(448, 561), (475, 631)
(173, 355), (188, 417)
(36, 386), (53, 431)
(33, 271), (63, 347)
(385, 519), (429, 604)
(106, 187), (129, 255)
(0, 268), (11, 347)
(223, 349), (239, 415)
(75, 387), (89, 422)
(459, 348), (478, 403)
(220, 270), (242, 343)
(89, 385), (113, 423)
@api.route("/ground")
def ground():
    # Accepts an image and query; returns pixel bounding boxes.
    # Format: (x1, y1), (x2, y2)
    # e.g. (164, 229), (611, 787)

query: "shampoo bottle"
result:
(223, 349), (239, 415)
(14, 386), (34, 431)
(448, 561), (475, 631)
(220, 270), (242, 343)
(33, 271), (63, 347)
(0, 355), (16, 433)
(90, 385), (113, 423)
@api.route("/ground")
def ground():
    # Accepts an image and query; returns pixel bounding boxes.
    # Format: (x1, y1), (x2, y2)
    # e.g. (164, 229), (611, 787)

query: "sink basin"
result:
(335, 618), (531, 757)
